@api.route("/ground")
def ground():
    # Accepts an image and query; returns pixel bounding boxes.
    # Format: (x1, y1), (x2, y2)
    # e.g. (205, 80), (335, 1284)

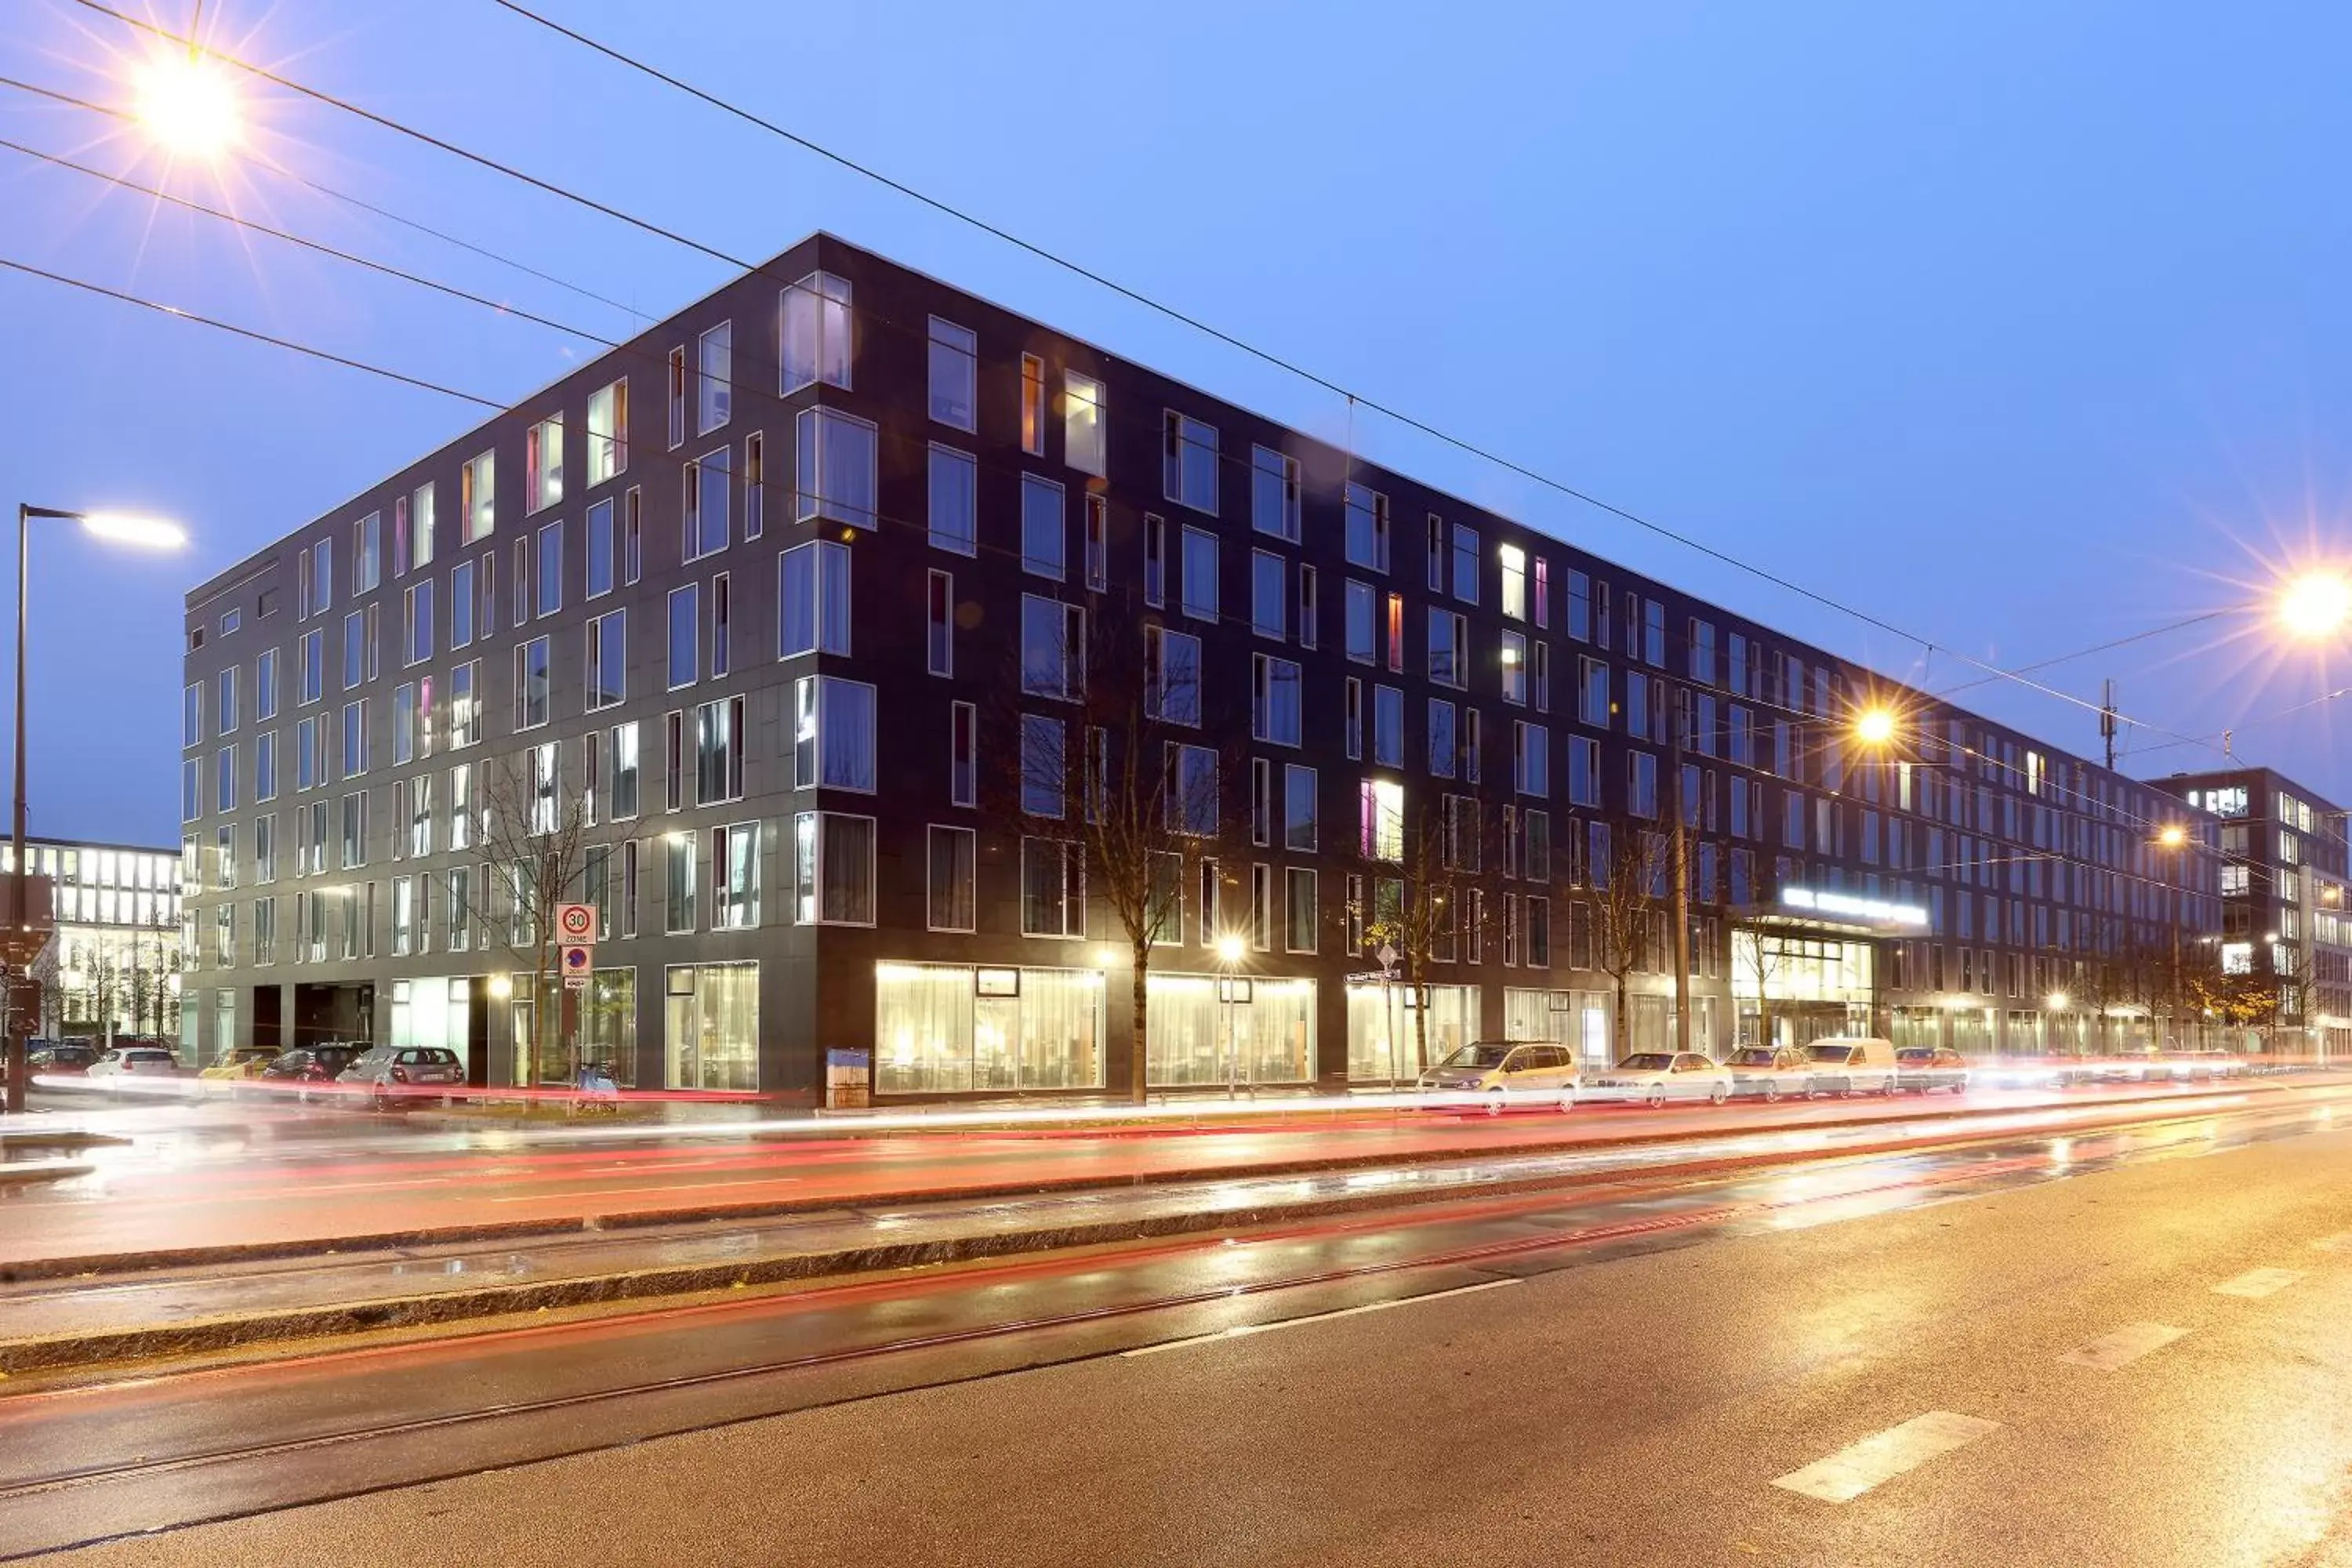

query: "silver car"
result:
(1417, 1041), (1582, 1113)
(1581, 1051), (1733, 1108)
(1722, 1045), (1813, 1102)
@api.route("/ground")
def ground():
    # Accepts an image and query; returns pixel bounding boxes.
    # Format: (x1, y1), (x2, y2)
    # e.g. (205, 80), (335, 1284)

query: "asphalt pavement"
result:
(12, 1093), (2352, 1565)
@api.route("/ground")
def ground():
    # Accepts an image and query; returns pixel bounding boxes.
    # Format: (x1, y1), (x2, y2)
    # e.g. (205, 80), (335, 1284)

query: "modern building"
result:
(176, 233), (2223, 1098)
(0, 837), (185, 1045)
(2157, 768), (2350, 1061)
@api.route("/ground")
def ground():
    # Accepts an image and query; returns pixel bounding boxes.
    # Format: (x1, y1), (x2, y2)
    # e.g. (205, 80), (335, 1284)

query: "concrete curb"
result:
(0, 1132), (132, 1152)
(0, 1162), (94, 1189)
(0, 1082), (2296, 1284)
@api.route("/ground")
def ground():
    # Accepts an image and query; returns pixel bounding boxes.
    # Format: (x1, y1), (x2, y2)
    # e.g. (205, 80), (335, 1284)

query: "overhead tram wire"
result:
(1930, 610), (2233, 699)
(0, 256), (506, 408)
(0, 132), (625, 351)
(66, 0), (2223, 760)
(0, 74), (649, 328)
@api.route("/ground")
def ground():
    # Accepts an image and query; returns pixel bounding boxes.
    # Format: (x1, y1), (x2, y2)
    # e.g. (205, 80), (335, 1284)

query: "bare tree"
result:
(1588, 822), (1675, 1062)
(996, 607), (1243, 1105)
(451, 751), (595, 1087)
(1354, 797), (1489, 1074)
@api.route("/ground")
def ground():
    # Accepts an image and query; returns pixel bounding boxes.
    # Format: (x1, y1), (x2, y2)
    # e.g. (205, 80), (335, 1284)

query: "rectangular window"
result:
(789, 677), (873, 793)
(587, 609), (626, 710)
(1162, 411), (1219, 513)
(1428, 698), (1457, 779)
(1452, 524), (1479, 604)
(794, 407), (877, 530)
(1428, 607), (1467, 688)
(1180, 527), (1218, 620)
(339, 699), (367, 779)
(928, 318), (977, 431)
(289, 629), (318, 706)
(927, 570), (954, 677)
(1144, 514), (1166, 608)
(1020, 354), (1045, 456)
(1359, 682), (1406, 776)
(448, 659), (480, 748)
(1298, 565), (1319, 650)
(665, 835), (697, 934)
(1251, 654), (1301, 746)
(584, 497), (615, 600)
(748, 431), (771, 542)
(624, 487), (642, 583)
(216, 666), (238, 734)
(1064, 371), (1105, 475)
(254, 729), (278, 802)
(1345, 484), (1389, 572)
(453, 450), (493, 548)
(1427, 515), (1445, 592)
(1020, 714), (1066, 818)
(780, 270), (853, 392)
(392, 684), (416, 767)
(928, 445), (977, 554)
(668, 584), (699, 688)
(514, 636), (550, 730)
(1146, 625), (1203, 725)
(586, 379), (627, 485)
(1345, 580), (1377, 663)
(927, 825), (977, 931)
(529, 411), (564, 514)
(1284, 764), (1318, 851)
(696, 320), (731, 434)
(350, 512), (382, 597)
(402, 580), (434, 666)
(1515, 721), (1549, 797)
(1345, 676), (1363, 760)
(1022, 473), (1066, 579)
(1252, 550), (1286, 640)
(1465, 708), (1483, 786)
(684, 446), (731, 561)
(1628, 750), (1658, 818)
(1501, 630), (1527, 704)
(339, 791), (367, 869)
(215, 746), (237, 813)
(1167, 743), (1219, 836)
(256, 647), (279, 721)
(1386, 593), (1405, 673)
(950, 702), (977, 808)
(409, 482), (435, 572)
(535, 520), (563, 618)
(1532, 642), (1551, 713)
(1020, 595), (1086, 700)
(448, 558), (476, 650)
(710, 573), (732, 678)
(1252, 445), (1301, 542)
(711, 821), (759, 929)
(1500, 543), (1526, 620)
(777, 539), (853, 659)
(1083, 494), (1109, 593)
(668, 345), (687, 449)
(1019, 837), (1083, 937)
(1360, 777), (1404, 861)
(610, 721), (641, 818)
(512, 538), (528, 629)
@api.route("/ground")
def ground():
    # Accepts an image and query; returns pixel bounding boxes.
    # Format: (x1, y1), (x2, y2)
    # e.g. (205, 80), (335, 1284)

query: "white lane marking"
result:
(1120, 1278), (1520, 1357)
(2311, 1232), (2352, 1254)
(1771, 1412), (2002, 1503)
(2060, 1321), (2188, 1370)
(2213, 1267), (2305, 1298)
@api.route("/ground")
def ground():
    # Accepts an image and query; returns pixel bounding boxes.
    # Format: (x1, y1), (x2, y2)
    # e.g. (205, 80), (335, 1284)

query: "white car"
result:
(1721, 1045), (1815, 1102)
(1417, 1041), (1581, 1113)
(1801, 1036), (1900, 1097)
(84, 1047), (182, 1080)
(1579, 1051), (1733, 1108)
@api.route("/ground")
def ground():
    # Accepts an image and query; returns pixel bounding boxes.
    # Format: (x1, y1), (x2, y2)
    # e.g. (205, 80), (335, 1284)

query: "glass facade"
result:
(874, 963), (1105, 1094)
(666, 962), (760, 1090)
(1145, 973), (1316, 1087)
(1346, 982), (1475, 1081)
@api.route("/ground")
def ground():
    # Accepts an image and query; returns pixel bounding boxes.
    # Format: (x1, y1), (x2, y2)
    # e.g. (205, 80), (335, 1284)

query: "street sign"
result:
(1377, 943), (1399, 970)
(560, 943), (593, 989)
(556, 902), (597, 942)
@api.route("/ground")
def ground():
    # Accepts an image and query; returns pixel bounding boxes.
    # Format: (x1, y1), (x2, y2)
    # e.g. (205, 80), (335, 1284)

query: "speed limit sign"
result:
(556, 902), (596, 942)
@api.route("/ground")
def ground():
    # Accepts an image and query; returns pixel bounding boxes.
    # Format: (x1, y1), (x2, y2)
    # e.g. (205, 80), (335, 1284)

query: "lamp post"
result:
(1214, 933), (1246, 1099)
(5, 505), (186, 1112)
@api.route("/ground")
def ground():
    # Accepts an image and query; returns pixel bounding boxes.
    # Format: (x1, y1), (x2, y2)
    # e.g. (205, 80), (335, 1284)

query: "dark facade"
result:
(2157, 768), (2350, 1059)
(177, 234), (2224, 1096)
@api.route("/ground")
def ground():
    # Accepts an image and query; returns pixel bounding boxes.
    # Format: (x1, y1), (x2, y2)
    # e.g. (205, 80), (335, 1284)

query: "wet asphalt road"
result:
(11, 1092), (2352, 1565)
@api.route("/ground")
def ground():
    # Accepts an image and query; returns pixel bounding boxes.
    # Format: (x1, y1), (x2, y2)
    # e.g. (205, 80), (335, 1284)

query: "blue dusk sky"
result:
(2, 0), (2348, 844)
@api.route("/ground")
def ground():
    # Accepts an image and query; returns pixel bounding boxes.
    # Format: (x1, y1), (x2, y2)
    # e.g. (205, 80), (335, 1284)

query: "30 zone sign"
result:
(556, 903), (596, 943)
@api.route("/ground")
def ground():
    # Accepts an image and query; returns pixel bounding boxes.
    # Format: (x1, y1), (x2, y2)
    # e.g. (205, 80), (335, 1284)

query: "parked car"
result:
(1894, 1046), (1970, 1094)
(198, 1046), (281, 1082)
(27, 1042), (101, 1076)
(1722, 1045), (1814, 1102)
(1802, 1036), (1900, 1097)
(1417, 1041), (1581, 1112)
(2172, 1046), (2246, 1082)
(1580, 1051), (1733, 1108)
(84, 1046), (182, 1081)
(254, 1044), (371, 1100)
(336, 1045), (466, 1105)
(2092, 1045), (2176, 1083)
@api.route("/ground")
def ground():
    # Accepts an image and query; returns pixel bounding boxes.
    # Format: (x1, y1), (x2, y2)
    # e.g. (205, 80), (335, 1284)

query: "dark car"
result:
(27, 1042), (102, 1076)
(1895, 1046), (1970, 1094)
(256, 1044), (372, 1100)
(337, 1045), (466, 1106)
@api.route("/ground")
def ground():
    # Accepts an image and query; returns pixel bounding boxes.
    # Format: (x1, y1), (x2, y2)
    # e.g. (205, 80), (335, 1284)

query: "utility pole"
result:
(2100, 678), (2118, 771)
(1671, 682), (1693, 1058)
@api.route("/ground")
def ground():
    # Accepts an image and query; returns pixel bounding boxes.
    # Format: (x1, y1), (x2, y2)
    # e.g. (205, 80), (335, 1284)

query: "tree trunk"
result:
(1129, 940), (1150, 1105)
(1411, 961), (1430, 1073)
(1613, 972), (1631, 1061)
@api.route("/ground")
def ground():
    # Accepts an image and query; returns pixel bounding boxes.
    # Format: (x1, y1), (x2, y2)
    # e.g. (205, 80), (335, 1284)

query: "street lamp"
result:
(1853, 707), (1900, 748)
(1214, 933), (1246, 1098)
(5, 504), (186, 1112)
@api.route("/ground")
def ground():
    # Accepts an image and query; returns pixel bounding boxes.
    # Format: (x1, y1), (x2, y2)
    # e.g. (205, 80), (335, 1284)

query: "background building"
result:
(176, 234), (2223, 1096)
(0, 838), (185, 1046)
(2159, 768), (2350, 1062)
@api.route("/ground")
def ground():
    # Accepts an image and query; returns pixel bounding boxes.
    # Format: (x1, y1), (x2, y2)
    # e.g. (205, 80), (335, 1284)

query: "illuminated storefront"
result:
(1144, 973), (1316, 1087)
(1346, 982), (1475, 1081)
(873, 963), (1105, 1094)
